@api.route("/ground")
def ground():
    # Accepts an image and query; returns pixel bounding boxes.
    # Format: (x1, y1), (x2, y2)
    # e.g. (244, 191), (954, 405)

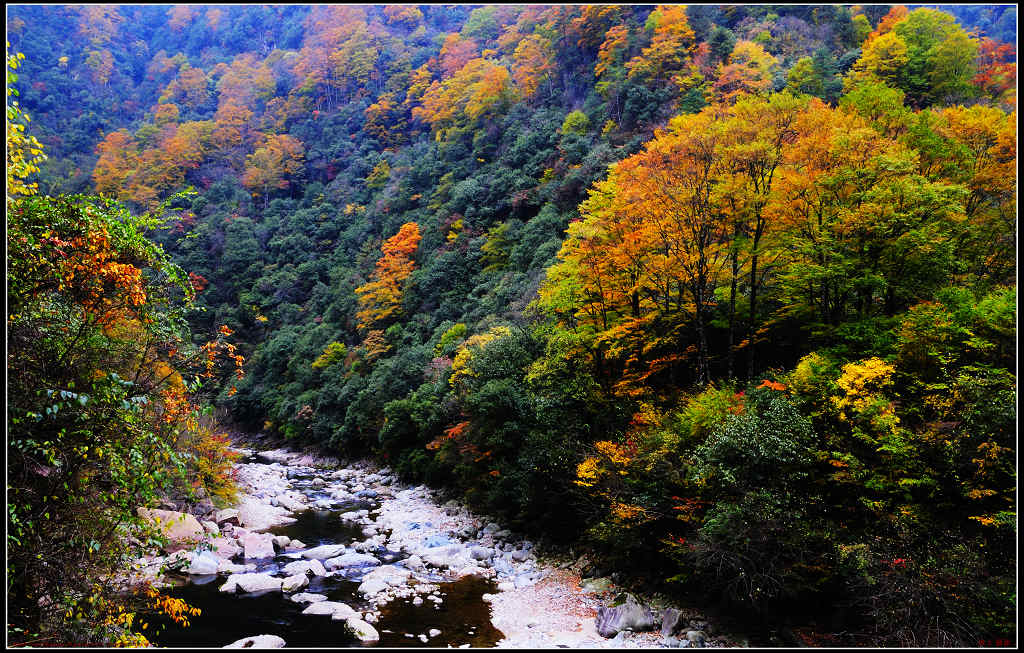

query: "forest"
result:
(6, 4), (1017, 648)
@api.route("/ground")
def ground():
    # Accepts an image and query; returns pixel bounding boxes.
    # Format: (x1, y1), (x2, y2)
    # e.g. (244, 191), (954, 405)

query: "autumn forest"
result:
(6, 4), (1017, 648)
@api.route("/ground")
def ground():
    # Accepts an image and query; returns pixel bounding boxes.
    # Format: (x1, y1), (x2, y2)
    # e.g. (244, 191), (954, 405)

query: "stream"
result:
(139, 447), (744, 648)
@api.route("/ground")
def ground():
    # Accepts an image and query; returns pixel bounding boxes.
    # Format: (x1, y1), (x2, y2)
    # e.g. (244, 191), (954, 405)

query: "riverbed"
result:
(142, 447), (738, 648)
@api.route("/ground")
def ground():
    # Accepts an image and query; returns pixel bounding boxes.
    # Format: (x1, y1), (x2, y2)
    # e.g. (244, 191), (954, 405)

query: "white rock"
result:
(289, 593), (328, 604)
(281, 559), (327, 577)
(236, 496), (296, 531)
(429, 628), (441, 638)
(186, 551), (220, 575)
(324, 552), (380, 570)
(223, 634), (285, 648)
(240, 532), (276, 559)
(281, 573), (309, 593)
(289, 539), (307, 549)
(221, 572), (282, 594)
(272, 535), (291, 550)
(202, 521), (220, 535)
(301, 544), (348, 560)
(217, 561), (256, 574)
(303, 601), (357, 619)
(215, 508), (240, 525)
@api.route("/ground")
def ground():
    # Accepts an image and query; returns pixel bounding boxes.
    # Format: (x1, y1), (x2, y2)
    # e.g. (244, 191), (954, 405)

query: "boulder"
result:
(303, 601), (357, 619)
(240, 532), (276, 559)
(344, 617), (380, 643)
(237, 497), (295, 531)
(281, 559), (327, 577)
(272, 535), (291, 551)
(276, 495), (306, 513)
(469, 546), (493, 561)
(215, 509), (240, 526)
(301, 544), (348, 560)
(208, 536), (242, 560)
(289, 593), (328, 604)
(324, 552), (380, 570)
(661, 608), (683, 638)
(220, 572), (282, 594)
(223, 635), (285, 648)
(357, 565), (411, 597)
(281, 573), (309, 593)
(685, 630), (707, 647)
(580, 577), (615, 594)
(185, 551), (220, 575)
(595, 594), (657, 638)
(217, 561), (256, 574)
(202, 521), (220, 536)
(289, 539), (307, 549)
(137, 508), (204, 549)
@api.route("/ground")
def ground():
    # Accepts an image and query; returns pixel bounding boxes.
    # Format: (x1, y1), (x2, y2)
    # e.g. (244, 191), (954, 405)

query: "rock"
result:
(403, 555), (423, 570)
(272, 535), (291, 551)
(223, 634), (285, 648)
(221, 573), (282, 594)
(237, 496), (295, 531)
(217, 561), (256, 574)
(186, 551), (220, 575)
(685, 630), (707, 647)
(289, 593), (328, 604)
(511, 548), (530, 562)
(662, 608), (683, 638)
(412, 596), (423, 606)
(193, 498), (216, 517)
(497, 582), (515, 592)
(469, 546), (493, 561)
(455, 565), (489, 579)
(280, 573), (309, 593)
(324, 552), (380, 570)
(301, 544), (348, 560)
(303, 601), (356, 619)
(580, 577), (615, 594)
(358, 565), (412, 597)
(289, 539), (306, 549)
(277, 495), (306, 512)
(595, 594), (657, 638)
(202, 521), (220, 535)
(137, 508), (204, 549)
(215, 508), (240, 526)
(482, 523), (501, 535)
(345, 617), (380, 643)
(240, 532), (276, 559)
(207, 535), (242, 560)
(281, 559), (327, 577)
(429, 629), (441, 638)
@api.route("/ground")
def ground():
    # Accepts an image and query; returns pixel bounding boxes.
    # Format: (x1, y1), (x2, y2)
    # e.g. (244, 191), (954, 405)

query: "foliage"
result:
(6, 6), (1017, 646)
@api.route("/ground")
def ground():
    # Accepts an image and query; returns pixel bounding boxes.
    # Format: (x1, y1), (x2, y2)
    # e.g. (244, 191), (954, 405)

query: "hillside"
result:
(6, 4), (1017, 647)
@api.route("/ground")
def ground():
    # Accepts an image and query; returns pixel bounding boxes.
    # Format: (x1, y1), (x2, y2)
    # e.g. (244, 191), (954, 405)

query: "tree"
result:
(626, 5), (697, 85)
(241, 133), (305, 207)
(355, 222), (422, 330)
(6, 49), (46, 199)
(710, 40), (777, 104)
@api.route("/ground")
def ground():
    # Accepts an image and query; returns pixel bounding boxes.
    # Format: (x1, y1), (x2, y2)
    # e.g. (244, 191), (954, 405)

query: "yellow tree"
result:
(241, 133), (305, 207)
(355, 222), (422, 330)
